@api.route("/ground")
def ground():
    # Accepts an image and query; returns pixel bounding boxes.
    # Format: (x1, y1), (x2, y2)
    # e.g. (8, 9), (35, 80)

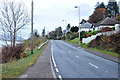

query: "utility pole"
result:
(31, 0), (34, 54)
(75, 6), (80, 45)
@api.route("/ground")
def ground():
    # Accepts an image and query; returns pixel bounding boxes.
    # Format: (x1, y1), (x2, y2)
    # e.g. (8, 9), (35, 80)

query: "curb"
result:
(38, 40), (48, 50)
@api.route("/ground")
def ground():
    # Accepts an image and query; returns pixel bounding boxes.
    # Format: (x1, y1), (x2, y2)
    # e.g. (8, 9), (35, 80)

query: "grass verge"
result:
(66, 37), (119, 58)
(67, 38), (79, 44)
(2, 41), (48, 78)
(80, 43), (119, 58)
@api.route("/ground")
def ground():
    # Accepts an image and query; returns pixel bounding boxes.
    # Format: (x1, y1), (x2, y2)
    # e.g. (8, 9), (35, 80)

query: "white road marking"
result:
(51, 45), (57, 67)
(75, 55), (79, 58)
(89, 63), (99, 69)
(69, 51), (71, 53)
(20, 74), (27, 78)
(58, 75), (62, 79)
(55, 68), (59, 73)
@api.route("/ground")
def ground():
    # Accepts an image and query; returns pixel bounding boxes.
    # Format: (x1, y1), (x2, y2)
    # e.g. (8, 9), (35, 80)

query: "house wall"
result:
(99, 26), (114, 28)
(80, 28), (93, 32)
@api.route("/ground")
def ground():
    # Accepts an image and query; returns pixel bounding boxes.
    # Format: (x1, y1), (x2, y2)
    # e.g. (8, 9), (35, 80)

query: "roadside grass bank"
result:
(2, 41), (48, 78)
(66, 38), (119, 58)
(80, 43), (119, 58)
(67, 38), (79, 44)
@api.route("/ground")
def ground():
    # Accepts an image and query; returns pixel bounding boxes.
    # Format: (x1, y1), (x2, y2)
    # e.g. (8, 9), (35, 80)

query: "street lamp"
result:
(75, 6), (80, 45)
(62, 20), (67, 40)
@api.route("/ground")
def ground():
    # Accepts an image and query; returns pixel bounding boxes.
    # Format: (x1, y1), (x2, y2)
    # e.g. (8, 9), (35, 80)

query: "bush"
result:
(2, 44), (25, 63)
(87, 34), (92, 37)
(102, 27), (112, 32)
(89, 31), (97, 35)
(88, 33), (120, 54)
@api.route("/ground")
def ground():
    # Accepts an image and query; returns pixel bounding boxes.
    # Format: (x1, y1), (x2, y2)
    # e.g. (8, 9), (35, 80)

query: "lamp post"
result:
(62, 20), (67, 40)
(75, 6), (80, 45)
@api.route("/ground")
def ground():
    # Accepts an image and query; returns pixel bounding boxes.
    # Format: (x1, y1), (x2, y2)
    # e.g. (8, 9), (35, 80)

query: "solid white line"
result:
(51, 45), (57, 67)
(89, 63), (99, 69)
(55, 68), (59, 73)
(75, 55), (79, 58)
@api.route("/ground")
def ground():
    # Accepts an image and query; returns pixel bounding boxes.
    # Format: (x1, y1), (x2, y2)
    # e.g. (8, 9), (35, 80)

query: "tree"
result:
(42, 29), (45, 37)
(95, 2), (105, 10)
(106, 0), (119, 18)
(0, 2), (30, 48)
(88, 8), (106, 23)
(70, 26), (78, 33)
(34, 29), (39, 37)
(66, 24), (71, 31)
(57, 27), (62, 37)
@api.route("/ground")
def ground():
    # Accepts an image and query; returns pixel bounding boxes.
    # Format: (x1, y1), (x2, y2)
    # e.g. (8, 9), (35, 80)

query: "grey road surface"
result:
(51, 40), (119, 78)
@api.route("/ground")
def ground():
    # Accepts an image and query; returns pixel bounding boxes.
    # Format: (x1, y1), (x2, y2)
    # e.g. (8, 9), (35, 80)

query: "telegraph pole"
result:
(31, 0), (34, 54)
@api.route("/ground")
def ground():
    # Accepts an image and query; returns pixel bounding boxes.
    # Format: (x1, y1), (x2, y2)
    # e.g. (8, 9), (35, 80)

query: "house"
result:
(80, 22), (94, 32)
(94, 17), (118, 31)
(118, 1), (120, 13)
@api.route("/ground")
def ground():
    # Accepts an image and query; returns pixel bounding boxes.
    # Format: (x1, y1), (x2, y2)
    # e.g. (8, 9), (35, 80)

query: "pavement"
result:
(51, 40), (119, 79)
(19, 41), (55, 78)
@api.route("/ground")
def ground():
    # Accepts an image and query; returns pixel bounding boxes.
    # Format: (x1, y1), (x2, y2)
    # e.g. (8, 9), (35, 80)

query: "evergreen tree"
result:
(95, 2), (105, 10)
(66, 24), (71, 31)
(106, 0), (119, 18)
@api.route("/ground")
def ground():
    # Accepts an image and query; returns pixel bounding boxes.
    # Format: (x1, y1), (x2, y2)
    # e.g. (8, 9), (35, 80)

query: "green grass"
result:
(68, 38), (79, 44)
(66, 37), (119, 58)
(80, 43), (119, 58)
(2, 41), (48, 78)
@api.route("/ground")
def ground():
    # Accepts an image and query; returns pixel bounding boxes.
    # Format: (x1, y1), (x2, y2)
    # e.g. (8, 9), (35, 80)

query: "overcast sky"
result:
(0, 0), (119, 39)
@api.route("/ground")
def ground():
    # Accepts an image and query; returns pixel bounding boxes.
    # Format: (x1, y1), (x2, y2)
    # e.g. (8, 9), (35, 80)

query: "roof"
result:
(80, 22), (93, 28)
(94, 17), (118, 27)
(109, 0), (116, 2)
(80, 19), (87, 24)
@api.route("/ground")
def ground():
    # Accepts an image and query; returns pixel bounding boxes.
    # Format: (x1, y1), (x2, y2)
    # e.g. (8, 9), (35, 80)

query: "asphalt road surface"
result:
(51, 40), (119, 78)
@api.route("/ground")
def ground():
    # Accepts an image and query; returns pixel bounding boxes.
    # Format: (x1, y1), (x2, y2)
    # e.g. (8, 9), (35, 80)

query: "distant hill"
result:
(0, 34), (24, 41)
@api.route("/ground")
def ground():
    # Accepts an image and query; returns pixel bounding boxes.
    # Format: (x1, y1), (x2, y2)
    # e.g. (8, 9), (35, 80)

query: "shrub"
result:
(2, 44), (25, 63)
(89, 31), (97, 35)
(102, 27), (112, 32)
(87, 34), (92, 37)
(88, 33), (120, 54)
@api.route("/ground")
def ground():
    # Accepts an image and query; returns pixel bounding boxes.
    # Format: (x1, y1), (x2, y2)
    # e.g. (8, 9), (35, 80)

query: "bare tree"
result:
(0, 1), (30, 48)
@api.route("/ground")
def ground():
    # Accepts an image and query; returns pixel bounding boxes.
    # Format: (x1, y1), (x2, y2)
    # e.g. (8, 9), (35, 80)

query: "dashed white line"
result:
(20, 74), (27, 78)
(51, 43), (62, 80)
(55, 68), (59, 73)
(89, 63), (99, 69)
(69, 51), (71, 53)
(58, 75), (62, 79)
(75, 55), (79, 58)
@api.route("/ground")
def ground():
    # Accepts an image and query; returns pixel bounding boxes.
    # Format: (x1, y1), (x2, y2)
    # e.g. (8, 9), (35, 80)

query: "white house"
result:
(80, 22), (93, 32)
(94, 17), (118, 30)
(118, 1), (120, 13)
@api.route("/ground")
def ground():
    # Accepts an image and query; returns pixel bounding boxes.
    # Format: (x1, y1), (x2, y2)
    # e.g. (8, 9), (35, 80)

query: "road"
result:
(51, 40), (119, 78)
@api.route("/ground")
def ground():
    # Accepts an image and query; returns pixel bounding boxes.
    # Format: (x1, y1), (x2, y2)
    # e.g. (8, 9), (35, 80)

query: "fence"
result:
(82, 31), (118, 44)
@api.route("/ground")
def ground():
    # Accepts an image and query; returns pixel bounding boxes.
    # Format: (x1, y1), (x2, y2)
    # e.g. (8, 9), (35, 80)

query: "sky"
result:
(0, 0), (120, 39)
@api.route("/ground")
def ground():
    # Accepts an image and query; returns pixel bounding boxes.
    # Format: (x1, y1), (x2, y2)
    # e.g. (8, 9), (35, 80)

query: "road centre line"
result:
(89, 63), (99, 69)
